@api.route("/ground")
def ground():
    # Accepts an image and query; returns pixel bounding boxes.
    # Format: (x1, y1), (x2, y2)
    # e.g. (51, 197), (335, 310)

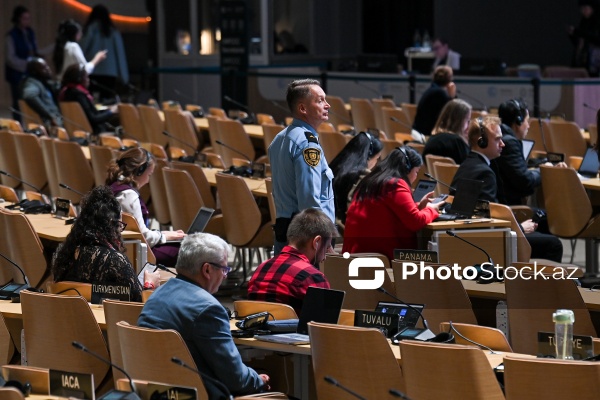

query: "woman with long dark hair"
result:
(106, 148), (184, 267)
(52, 186), (159, 301)
(53, 18), (106, 80)
(329, 132), (383, 224)
(342, 146), (444, 259)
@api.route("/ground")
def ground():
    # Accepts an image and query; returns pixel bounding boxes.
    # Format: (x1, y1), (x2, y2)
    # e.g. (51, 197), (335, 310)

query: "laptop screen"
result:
(450, 178), (484, 217)
(521, 139), (535, 160)
(296, 287), (345, 335)
(412, 179), (437, 202)
(187, 207), (215, 234)
(375, 301), (424, 329)
(578, 147), (599, 178)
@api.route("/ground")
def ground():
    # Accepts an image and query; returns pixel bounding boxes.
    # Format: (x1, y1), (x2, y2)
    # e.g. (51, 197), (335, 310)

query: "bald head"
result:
(26, 57), (51, 80)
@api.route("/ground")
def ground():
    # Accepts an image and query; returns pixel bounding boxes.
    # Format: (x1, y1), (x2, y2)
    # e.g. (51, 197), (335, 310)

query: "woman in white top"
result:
(106, 148), (185, 267)
(53, 19), (106, 81)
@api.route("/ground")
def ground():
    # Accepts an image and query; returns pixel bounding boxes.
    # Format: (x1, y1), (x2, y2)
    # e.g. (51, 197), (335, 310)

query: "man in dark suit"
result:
(412, 65), (456, 137)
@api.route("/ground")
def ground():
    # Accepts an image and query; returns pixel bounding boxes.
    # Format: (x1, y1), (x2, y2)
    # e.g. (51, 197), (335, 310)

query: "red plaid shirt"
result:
(247, 246), (330, 315)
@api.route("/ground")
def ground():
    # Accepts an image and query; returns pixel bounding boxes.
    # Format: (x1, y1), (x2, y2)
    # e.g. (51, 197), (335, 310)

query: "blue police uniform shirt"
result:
(268, 118), (335, 223)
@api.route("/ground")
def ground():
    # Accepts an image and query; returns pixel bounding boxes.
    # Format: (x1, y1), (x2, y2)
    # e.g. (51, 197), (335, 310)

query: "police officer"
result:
(269, 79), (335, 255)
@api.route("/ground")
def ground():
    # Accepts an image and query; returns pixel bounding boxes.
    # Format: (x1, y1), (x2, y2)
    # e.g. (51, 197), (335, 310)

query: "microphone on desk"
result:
(389, 388), (412, 399)
(376, 287), (432, 333)
(171, 357), (233, 400)
(446, 321), (497, 354)
(324, 376), (367, 400)
(424, 173), (456, 192)
(173, 89), (204, 117)
(59, 182), (84, 197)
(0, 252), (31, 301)
(90, 79), (120, 104)
(456, 90), (487, 111)
(0, 170), (44, 194)
(445, 230), (501, 283)
(161, 131), (198, 163)
(223, 95), (256, 124)
(72, 341), (140, 399)
(154, 263), (177, 275)
(353, 80), (384, 98)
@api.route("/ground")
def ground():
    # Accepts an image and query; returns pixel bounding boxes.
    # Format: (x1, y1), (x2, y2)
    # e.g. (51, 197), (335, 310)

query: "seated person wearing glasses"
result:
(51, 185), (160, 301)
(138, 233), (270, 398)
(247, 208), (338, 315)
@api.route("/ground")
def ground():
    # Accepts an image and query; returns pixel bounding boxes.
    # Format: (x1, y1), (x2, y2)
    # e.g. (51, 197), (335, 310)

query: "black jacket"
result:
(412, 83), (452, 136)
(451, 151), (498, 202)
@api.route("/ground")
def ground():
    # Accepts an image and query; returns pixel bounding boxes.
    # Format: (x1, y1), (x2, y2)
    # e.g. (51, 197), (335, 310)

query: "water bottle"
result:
(422, 30), (431, 50)
(553, 309), (574, 360)
(413, 29), (422, 48)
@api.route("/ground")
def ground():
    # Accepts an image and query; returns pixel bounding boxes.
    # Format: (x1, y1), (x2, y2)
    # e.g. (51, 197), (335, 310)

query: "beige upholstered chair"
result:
(349, 98), (376, 133)
(399, 103), (417, 125)
(0, 130), (21, 189)
(59, 102), (93, 135)
(215, 119), (255, 168)
(18, 99), (43, 126)
(234, 300), (298, 320)
(118, 103), (146, 142)
(39, 137), (60, 198)
(121, 212), (156, 265)
(170, 161), (217, 210)
(137, 105), (168, 147)
(319, 131), (349, 162)
(548, 120), (587, 161)
(439, 322), (512, 352)
(326, 95), (352, 128)
(53, 140), (94, 204)
(0, 185), (19, 203)
(89, 145), (116, 187)
(46, 281), (92, 301)
(371, 98), (396, 132)
(12, 133), (48, 195)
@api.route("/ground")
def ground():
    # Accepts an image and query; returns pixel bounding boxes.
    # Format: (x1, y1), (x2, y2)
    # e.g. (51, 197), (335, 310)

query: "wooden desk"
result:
(582, 177), (600, 191)
(194, 118), (264, 139)
(201, 168), (268, 197)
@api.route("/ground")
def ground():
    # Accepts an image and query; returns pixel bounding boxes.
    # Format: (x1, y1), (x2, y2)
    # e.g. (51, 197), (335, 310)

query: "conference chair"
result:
(216, 173), (272, 280)
(0, 130), (21, 189)
(164, 109), (201, 156)
(205, 115), (223, 154)
(394, 133), (415, 144)
(319, 131), (349, 162)
(380, 138), (402, 159)
(54, 127), (70, 141)
(216, 119), (256, 168)
(439, 322), (513, 352)
(234, 300), (298, 320)
(17, 99), (43, 126)
(308, 322), (406, 398)
(0, 185), (19, 203)
(103, 300), (144, 383)
(547, 120), (588, 161)
(262, 123), (283, 151)
(424, 154), (456, 176)
(137, 105), (168, 147)
(0, 313), (16, 364)
(317, 122), (336, 133)
(20, 290), (112, 394)
(0, 119), (23, 132)
(121, 212), (156, 265)
(391, 260), (478, 334)
(326, 95), (352, 128)
(407, 142), (425, 155)
(399, 103), (417, 125)
(381, 106), (412, 137)
(349, 98), (376, 133)
(256, 113), (276, 125)
(371, 98), (396, 132)
(505, 270), (596, 355)
(53, 140), (94, 204)
(322, 253), (395, 310)
(337, 309), (355, 326)
(0, 208), (49, 289)
(265, 177), (276, 225)
(118, 103), (146, 142)
(89, 145), (117, 187)
(0, 388), (24, 400)
(2, 365), (51, 395)
(209, 107), (228, 119)
(39, 137), (60, 198)
(400, 341), (505, 400)
(432, 162), (459, 196)
(12, 133), (48, 195)
(45, 281), (92, 301)
(526, 118), (552, 156)
(504, 354), (600, 399)
(59, 102), (93, 136)
(147, 158), (171, 229)
(171, 161), (217, 210)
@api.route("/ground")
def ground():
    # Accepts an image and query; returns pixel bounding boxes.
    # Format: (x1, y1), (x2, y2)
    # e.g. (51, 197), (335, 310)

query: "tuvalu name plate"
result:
(354, 310), (400, 338)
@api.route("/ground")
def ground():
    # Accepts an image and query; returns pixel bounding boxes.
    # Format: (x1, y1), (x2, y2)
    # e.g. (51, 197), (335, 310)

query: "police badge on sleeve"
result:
(303, 148), (321, 167)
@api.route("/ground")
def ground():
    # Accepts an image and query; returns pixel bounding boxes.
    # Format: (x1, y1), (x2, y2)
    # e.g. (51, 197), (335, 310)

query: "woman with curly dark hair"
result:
(51, 185), (159, 301)
(106, 148), (184, 267)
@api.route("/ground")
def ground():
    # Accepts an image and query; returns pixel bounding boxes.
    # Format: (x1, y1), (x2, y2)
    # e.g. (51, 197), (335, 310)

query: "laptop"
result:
(166, 207), (214, 243)
(435, 178), (484, 221)
(375, 301), (425, 331)
(521, 139), (535, 160)
(412, 179), (437, 202)
(254, 287), (346, 345)
(578, 147), (600, 180)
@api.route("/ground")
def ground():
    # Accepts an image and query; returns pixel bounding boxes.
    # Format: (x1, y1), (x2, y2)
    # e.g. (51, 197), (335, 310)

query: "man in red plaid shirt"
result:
(248, 209), (338, 315)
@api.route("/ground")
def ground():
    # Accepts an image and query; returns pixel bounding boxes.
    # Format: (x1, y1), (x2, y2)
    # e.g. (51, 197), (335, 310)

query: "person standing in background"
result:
(568, 0), (600, 76)
(80, 5), (129, 101)
(412, 65), (456, 137)
(431, 37), (461, 72)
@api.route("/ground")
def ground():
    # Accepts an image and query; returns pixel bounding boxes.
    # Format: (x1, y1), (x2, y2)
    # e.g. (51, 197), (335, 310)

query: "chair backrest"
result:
(17, 99), (43, 126)
(381, 106), (412, 136)
(39, 137), (60, 198)
(399, 103), (417, 125)
(171, 161), (216, 210)
(489, 202), (531, 262)
(45, 281), (92, 301)
(20, 291), (110, 390)
(59, 102), (93, 135)
(256, 113), (276, 125)
(0, 185), (19, 203)
(325, 95), (352, 128)
(319, 131), (349, 162)
(400, 341), (505, 400)
(391, 260), (477, 334)
(526, 118), (553, 155)
(12, 133), (48, 194)
(89, 145), (116, 187)
(118, 103), (146, 142)
(117, 321), (208, 399)
(262, 123), (283, 150)
(432, 162), (459, 196)
(0, 388), (24, 400)
(162, 167), (203, 231)
(540, 165), (593, 237)
(103, 300), (144, 382)
(425, 154), (456, 176)
(121, 212), (156, 264)
(0, 208), (48, 289)
(209, 107), (228, 119)
(205, 115), (223, 152)
(164, 109), (200, 152)
(439, 322), (513, 352)
(0, 313), (15, 365)
(503, 354), (600, 399)
(321, 254), (395, 310)
(137, 105), (167, 147)
(349, 98), (376, 133)
(234, 300), (298, 319)
(147, 158), (171, 226)
(0, 130), (21, 188)
(215, 119), (255, 168)
(265, 177), (277, 225)
(379, 138), (402, 159)
(53, 140), (94, 204)
(309, 322), (405, 398)
(505, 271), (596, 355)
(0, 119), (23, 132)
(371, 98), (396, 132)
(548, 120), (587, 161)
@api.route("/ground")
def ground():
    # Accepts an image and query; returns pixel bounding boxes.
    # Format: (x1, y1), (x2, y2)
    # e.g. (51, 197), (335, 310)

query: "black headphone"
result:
(363, 131), (375, 158)
(511, 99), (524, 126)
(136, 149), (151, 176)
(477, 117), (488, 149)
(398, 146), (412, 171)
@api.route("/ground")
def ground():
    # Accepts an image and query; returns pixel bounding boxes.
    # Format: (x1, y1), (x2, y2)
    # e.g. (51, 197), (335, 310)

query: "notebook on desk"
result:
(435, 178), (484, 221)
(254, 287), (345, 345)
(166, 207), (214, 243)
(578, 147), (599, 180)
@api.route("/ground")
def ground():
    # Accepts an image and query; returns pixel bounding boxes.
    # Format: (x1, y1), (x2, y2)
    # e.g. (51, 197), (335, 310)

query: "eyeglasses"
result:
(117, 221), (127, 232)
(207, 262), (232, 276)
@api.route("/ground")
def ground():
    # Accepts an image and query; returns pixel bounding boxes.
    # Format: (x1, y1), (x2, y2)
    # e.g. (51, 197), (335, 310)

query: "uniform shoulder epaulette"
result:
(304, 131), (319, 144)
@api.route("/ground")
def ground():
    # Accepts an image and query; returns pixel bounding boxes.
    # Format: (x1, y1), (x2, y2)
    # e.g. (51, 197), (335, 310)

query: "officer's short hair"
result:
(287, 208), (338, 248)
(286, 79), (321, 113)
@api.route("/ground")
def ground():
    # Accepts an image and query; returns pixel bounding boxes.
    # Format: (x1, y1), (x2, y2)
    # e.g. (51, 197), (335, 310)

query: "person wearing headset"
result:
(343, 146), (444, 260)
(106, 148), (185, 268)
(247, 208), (338, 315)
